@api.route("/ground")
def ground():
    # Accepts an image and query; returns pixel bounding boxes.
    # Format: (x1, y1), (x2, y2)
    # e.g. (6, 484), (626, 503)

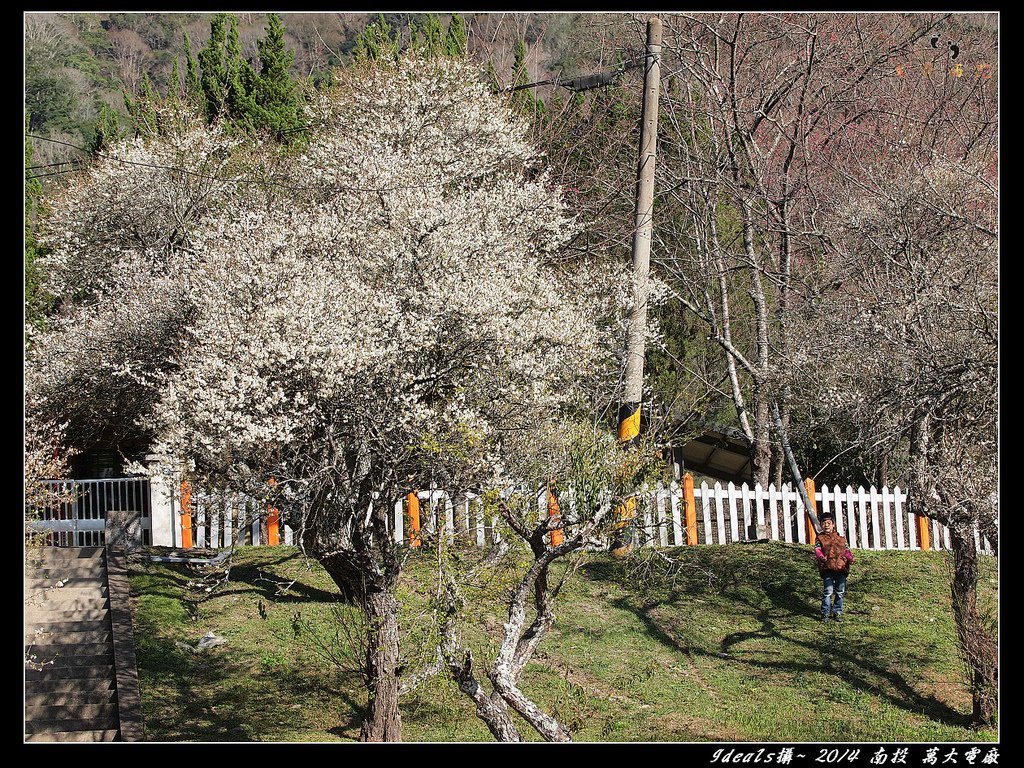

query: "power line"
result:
(26, 160), (85, 171)
(27, 168), (84, 181)
(509, 58), (643, 94)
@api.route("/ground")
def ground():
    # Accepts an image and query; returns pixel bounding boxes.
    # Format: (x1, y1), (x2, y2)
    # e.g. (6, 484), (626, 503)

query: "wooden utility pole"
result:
(612, 16), (661, 557)
(620, 16), (662, 442)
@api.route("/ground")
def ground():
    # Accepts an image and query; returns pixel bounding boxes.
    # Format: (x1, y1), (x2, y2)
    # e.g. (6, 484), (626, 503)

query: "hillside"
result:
(24, 12), (616, 171)
(127, 541), (997, 742)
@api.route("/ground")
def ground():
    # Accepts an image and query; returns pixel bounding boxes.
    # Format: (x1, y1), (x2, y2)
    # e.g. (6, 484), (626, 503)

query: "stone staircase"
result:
(24, 544), (142, 742)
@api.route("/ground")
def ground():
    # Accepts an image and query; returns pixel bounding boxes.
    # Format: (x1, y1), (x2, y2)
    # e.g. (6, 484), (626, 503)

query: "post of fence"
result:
(916, 513), (931, 551)
(146, 456), (175, 547)
(407, 491), (421, 547)
(179, 480), (194, 549)
(548, 479), (564, 548)
(684, 472), (698, 545)
(266, 478), (280, 546)
(804, 478), (818, 547)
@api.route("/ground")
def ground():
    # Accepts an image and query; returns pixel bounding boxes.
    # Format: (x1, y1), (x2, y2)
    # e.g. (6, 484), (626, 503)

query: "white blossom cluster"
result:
(39, 117), (244, 304)
(26, 109), (248, 454)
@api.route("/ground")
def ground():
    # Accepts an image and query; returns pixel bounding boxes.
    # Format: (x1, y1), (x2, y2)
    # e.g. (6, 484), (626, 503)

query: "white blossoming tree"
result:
(27, 111), (246, 457)
(29, 55), (625, 740)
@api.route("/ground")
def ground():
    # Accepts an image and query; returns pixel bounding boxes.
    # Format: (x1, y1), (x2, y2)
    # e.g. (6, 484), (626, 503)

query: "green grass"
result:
(127, 541), (997, 742)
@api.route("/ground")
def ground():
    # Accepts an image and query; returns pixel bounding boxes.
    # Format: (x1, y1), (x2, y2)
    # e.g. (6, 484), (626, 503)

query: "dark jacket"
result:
(815, 530), (853, 575)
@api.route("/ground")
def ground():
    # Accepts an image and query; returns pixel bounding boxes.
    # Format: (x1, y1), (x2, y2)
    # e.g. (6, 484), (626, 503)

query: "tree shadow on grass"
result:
(135, 630), (364, 741)
(135, 552), (345, 605)
(580, 544), (973, 729)
(218, 560), (343, 604)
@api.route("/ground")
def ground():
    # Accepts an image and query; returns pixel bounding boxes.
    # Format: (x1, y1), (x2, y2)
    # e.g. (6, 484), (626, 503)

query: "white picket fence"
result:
(188, 490), (296, 549)
(31, 478), (992, 555)
(632, 481), (993, 553)
(183, 482), (992, 554)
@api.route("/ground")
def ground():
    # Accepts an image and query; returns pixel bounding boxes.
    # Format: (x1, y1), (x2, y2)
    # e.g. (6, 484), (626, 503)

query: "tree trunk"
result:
(360, 586), (403, 741)
(876, 453), (889, 488)
(752, 396), (772, 487)
(770, 443), (784, 487)
(948, 524), (998, 727)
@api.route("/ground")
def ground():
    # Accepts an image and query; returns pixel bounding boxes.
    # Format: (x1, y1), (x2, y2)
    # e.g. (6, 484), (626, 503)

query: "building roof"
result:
(677, 425), (752, 484)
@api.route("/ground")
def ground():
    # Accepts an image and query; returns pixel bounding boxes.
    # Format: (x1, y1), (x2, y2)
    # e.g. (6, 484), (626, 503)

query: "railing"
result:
(188, 489), (295, 548)
(636, 481), (993, 553)
(390, 482), (991, 553)
(27, 476), (993, 555)
(26, 478), (153, 547)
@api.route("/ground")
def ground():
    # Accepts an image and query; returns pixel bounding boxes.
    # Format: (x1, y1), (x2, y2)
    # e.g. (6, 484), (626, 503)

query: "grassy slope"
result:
(128, 541), (997, 742)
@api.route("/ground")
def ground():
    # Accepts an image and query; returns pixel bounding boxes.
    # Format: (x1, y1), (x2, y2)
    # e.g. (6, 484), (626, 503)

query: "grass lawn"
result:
(128, 540), (997, 742)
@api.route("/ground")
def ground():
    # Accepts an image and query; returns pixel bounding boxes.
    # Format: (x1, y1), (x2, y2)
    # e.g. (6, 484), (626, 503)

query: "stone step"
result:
(24, 563), (106, 579)
(24, 677), (116, 694)
(25, 651), (112, 671)
(25, 729), (119, 742)
(26, 593), (109, 610)
(25, 619), (111, 635)
(25, 716), (120, 735)
(25, 689), (118, 708)
(23, 642), (114, 659)
(26, 629), (112, 646)
(25, 576), (107, 589)
(26, 702), (119, 722)
(25, 664), (115, 682)
(26, 596), (109, 614)
(28, 547), (105, 562)
(25, 607), (110, 623)
(31, 652), (114, 669)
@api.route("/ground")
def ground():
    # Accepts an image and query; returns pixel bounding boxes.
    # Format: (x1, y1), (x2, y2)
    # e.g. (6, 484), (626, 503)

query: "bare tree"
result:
(109, 28), (153, 92)
(787, 14), (998, 720)
(807, 154), (997, 724)
(653, 12), (954, 485)
(408, 424), (657, 741)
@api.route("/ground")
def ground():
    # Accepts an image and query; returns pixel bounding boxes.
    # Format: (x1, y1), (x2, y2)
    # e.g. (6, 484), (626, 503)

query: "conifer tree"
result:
(87, 103), (123, 154)
(252, 13), (306, 142)
(511, 38), (545, 118)
(183, 31), (203, 107)
(408, 14), (442, 57)
(483, 59), (501, 93)
(224, 15), (258, 134)
(124, 73), (160, 137)
(444, 14), (467, 57)
(353, 14), (400, 62)
(198, 14), (230, 122)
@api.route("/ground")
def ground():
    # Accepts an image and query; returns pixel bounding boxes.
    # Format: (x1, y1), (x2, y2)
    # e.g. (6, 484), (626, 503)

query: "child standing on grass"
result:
(815, 514), (853, 622)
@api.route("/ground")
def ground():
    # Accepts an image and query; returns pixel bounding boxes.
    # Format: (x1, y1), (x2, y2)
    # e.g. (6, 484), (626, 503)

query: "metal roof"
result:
(677, 426), (753, 484)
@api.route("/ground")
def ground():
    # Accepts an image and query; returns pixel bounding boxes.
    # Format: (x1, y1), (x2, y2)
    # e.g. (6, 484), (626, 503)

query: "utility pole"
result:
(611, 16), (661, 557)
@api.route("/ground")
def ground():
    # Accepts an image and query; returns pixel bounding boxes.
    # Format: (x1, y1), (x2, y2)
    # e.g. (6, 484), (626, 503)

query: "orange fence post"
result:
(407, 491), (421, 547)
(804, 477), (818, 546)
(683, 472), (698, 545)
(548, 480), (564, 548)
(267, 477), (280, 546)
(917, 514), (931, 551)
(179, 480), (194, 549)
(267, 507), (280, 546)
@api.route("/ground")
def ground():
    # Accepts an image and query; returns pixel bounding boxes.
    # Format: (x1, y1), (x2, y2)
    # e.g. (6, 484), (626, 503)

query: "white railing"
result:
(26, 477), (153, 547)
(188, 489), (296, 548)
(380, 482), (992, 554)
(28, 477), (993, 555)
(635, 481), (993, 553)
